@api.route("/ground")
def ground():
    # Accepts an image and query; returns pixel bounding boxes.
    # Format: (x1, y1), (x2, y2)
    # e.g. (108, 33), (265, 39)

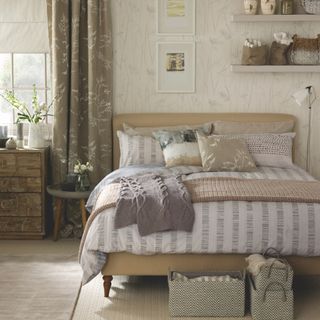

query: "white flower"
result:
(74, 160), (93, 174)
(74, 164), (80, 173)
(40, 103), (48, 112)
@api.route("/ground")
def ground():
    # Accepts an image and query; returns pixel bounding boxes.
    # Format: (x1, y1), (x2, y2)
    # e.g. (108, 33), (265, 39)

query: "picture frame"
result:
(156, 0), (196, 35)
(156, 42), (195, 93)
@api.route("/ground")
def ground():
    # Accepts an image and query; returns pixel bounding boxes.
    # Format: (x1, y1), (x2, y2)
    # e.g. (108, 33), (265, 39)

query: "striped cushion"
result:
(117, 131), (164, 167)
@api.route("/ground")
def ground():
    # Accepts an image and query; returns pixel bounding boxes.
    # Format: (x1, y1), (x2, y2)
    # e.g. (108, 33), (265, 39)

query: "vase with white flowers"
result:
(0, 84), (54, 148)
(74, 161), (93, 192)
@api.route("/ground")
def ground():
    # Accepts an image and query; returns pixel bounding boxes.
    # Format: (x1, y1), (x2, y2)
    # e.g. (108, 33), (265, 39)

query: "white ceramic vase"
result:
(244, 0), (258, 15)
(261, 0), (276, 14)
(28, 123), (46, 148)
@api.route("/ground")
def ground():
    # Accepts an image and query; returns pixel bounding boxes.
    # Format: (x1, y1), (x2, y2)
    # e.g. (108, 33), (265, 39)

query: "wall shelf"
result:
(231, 14), (320, 22)
(231, 65), (320, 73)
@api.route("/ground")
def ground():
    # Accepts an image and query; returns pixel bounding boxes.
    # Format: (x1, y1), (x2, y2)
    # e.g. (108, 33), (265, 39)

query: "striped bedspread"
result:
(80, 165), (320, 284)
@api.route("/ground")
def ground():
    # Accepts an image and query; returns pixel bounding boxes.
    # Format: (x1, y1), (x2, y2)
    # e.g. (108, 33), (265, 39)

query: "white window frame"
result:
(0, 52), (51, 124)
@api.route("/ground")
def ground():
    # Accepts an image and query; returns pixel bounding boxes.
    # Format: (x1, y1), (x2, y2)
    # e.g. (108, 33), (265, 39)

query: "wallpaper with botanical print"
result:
(47, 0), (112, 237)
(112, 0), (320, 178)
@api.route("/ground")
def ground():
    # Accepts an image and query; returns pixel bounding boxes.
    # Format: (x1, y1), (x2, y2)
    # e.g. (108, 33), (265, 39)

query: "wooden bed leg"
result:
(103, 275), (113, 297)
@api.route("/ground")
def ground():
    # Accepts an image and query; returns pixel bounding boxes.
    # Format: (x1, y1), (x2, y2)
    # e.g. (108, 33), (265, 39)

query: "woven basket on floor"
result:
(168, 270), (245, 317)
(300, 0), (320, 14)
(252, 258), (294, 291)
(249, 276), (294, 320)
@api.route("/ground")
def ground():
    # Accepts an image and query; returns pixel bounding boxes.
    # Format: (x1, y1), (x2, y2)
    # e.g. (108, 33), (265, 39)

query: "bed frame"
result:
(101, 113), (320, 297)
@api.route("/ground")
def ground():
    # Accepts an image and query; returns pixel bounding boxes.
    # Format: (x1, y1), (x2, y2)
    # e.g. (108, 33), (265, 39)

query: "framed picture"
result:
(156, 42), (195, 93)
(157, 0), (195, 35)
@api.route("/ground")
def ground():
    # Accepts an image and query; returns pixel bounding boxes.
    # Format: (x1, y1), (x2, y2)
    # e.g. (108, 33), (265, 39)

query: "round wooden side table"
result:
(46, 185), (91, 241)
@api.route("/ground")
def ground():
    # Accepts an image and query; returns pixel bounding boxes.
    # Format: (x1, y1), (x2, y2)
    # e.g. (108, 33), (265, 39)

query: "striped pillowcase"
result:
(117, 131), (165, 168)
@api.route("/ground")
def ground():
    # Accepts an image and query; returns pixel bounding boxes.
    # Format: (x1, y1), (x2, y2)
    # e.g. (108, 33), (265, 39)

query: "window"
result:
(0, 53), (51, 125)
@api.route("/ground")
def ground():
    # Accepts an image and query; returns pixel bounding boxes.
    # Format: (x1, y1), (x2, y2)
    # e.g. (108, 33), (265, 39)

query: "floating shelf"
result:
(231, 14), (320, 22)
(231, 65), (320, 73)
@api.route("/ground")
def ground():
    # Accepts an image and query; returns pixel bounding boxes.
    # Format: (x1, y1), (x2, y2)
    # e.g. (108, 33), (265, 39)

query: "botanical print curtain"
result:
(46, 0), (112, 237)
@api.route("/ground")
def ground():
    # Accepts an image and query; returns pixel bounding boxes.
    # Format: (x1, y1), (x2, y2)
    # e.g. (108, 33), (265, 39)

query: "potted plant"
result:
(0, 84), (54, 148)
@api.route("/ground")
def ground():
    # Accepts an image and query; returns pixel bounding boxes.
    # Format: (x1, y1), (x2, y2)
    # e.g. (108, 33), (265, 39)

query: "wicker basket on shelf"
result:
(300, 0), (320, 14)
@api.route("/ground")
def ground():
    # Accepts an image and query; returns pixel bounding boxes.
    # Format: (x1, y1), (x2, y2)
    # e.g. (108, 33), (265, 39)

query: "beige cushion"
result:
(197, 133), (256, 172)
(123, 122), (213, 137)
(210, 133), (295, 169)
(153, 129), (202, 167)
(213, 120), (295, 135)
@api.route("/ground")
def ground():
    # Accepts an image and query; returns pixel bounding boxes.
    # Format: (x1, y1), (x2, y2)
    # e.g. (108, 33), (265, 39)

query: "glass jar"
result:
(281, 0), (293, 14)
(16, 123), (24, 148)
(75, 173), (90, 192)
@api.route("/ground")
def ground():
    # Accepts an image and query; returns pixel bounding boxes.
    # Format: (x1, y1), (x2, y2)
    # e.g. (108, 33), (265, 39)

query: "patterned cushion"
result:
(211, 133), (295, 169)
(117, 131), (164, 167)
(153, 129), (202, 167)
(123, 122), (213, 137)
(197, 133), (256, 172)
(213, 120), (295, 135)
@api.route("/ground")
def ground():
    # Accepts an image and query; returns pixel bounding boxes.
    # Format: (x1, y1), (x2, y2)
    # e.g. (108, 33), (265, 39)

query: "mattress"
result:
(80, 165), (320, 284)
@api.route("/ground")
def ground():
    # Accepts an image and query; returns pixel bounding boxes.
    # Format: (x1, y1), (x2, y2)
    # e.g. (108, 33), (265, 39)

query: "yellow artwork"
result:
(167, 0), (185, 17)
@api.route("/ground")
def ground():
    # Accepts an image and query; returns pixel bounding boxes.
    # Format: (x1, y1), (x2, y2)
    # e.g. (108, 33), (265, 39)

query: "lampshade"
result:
(292, 86), (316, 107)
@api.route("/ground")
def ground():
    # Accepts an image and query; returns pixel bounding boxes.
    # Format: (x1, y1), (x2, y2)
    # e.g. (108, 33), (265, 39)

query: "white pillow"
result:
(210, 133), (295, 169)
(117, 131), (164, 168)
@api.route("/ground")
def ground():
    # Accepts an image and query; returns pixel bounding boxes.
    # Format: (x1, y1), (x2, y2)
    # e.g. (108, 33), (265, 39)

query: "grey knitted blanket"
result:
(114, 174), (195, 236)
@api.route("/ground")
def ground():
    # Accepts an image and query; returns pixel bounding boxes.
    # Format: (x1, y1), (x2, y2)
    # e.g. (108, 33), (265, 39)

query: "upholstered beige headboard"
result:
(112, 113), (296, 169)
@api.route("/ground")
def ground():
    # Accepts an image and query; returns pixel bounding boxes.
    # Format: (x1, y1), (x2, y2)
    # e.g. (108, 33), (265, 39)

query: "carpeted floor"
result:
(0, 239), (81, 320)
(73, 275), (320, 320)
(1, 239), (319, 320)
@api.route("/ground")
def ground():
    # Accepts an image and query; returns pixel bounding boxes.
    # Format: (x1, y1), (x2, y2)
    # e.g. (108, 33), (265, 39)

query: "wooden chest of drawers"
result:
(0, 149), (48, 239)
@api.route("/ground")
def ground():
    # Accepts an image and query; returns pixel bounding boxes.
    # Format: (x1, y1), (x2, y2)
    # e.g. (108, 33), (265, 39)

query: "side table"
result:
(46, 185), (91, 241)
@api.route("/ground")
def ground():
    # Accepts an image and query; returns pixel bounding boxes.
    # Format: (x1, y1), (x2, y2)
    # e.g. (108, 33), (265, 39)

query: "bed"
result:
(80, 113), (320, 298)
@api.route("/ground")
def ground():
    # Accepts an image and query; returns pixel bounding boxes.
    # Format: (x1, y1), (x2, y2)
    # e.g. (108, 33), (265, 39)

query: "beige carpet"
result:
(73, 275), (320, 320)
(0, 240), (81, 320)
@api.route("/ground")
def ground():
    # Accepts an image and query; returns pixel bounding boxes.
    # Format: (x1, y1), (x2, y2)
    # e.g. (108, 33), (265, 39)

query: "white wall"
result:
(112, 0), (320, 178)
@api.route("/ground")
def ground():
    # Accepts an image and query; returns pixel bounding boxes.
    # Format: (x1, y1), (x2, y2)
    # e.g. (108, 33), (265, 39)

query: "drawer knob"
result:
(0, 199), (17, 210)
